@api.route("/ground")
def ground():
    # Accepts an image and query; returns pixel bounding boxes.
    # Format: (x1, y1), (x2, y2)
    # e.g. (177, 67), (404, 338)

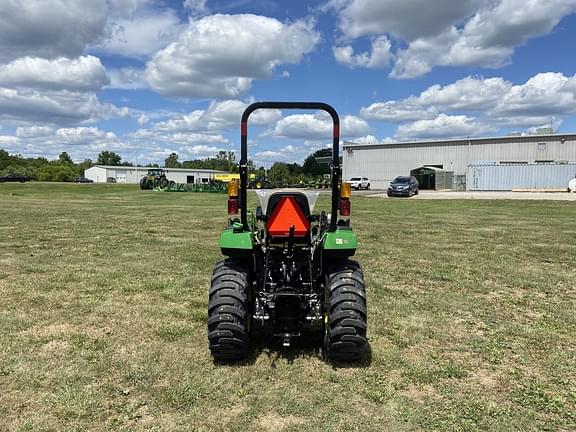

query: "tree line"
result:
(0, 147), (334, 183)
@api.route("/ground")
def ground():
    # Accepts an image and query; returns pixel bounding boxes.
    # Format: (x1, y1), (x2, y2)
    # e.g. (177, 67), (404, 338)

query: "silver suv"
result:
(348, 177), (370, 190)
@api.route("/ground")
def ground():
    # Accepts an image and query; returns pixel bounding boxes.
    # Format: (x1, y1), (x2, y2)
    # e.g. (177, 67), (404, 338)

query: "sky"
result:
(1, 0), (576, 167)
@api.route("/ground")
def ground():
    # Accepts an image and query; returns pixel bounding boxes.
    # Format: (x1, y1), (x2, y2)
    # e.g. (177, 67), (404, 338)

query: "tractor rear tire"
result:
(325, 260), (367, 362)
(208, 259), (250, 362)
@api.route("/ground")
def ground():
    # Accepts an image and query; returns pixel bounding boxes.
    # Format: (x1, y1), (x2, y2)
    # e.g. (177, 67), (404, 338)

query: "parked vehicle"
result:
(0, 174), (30, 183)
(387, 176), (419, 197)
(74, 176), (94, 183)
(107, 177), (117, 183)
(348, 176), (370, 190)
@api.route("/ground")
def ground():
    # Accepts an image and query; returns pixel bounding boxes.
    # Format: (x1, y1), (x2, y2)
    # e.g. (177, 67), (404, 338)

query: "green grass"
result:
(0, 183), (575, 431)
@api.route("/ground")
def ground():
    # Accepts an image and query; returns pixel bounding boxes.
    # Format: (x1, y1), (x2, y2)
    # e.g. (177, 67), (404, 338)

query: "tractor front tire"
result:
(139, 178), (147, 190)
(208, 259), (250, 362)
(325, 260), (367, 362)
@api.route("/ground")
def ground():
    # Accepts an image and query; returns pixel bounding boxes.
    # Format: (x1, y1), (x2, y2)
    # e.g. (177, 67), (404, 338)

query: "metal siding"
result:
(344, 136), (576, 189)
(467, 163), (576, 190)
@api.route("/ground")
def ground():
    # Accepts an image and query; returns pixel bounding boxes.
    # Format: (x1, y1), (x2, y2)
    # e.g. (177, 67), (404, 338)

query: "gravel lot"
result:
(364, 190), (576, 201)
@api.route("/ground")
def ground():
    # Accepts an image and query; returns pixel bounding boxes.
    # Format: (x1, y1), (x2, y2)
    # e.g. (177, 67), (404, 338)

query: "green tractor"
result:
(139, 169), (170, 190)
(208, 102), (367, 363)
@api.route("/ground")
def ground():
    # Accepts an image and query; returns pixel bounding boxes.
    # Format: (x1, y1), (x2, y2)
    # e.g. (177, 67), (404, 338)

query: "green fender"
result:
(219, 226), (253, 257)
(323, 228), (357, 258)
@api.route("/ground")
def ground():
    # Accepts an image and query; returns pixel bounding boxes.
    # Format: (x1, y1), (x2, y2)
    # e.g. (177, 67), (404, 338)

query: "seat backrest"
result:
(265, 192), (310, 238)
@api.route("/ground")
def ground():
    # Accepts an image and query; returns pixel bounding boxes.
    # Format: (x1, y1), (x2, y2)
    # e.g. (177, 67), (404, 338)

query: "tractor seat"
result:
(264, 192), (311, 238)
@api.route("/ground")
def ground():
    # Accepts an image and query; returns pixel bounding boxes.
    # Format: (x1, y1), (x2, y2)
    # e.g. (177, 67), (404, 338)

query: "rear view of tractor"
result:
(208, 102), (367, 363)
(139, 169), (170, 190)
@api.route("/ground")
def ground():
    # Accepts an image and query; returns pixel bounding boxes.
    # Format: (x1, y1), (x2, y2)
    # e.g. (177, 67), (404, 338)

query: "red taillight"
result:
(339, 198), (350, 217)
(228, 197), (239, 215)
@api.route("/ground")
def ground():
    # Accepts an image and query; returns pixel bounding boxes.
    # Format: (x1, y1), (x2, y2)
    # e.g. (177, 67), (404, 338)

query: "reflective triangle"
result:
(266, 197), (310, 237)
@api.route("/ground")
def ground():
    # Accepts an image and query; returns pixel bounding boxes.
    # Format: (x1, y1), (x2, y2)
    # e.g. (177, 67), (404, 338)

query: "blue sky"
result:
(1, 0), (576, 167)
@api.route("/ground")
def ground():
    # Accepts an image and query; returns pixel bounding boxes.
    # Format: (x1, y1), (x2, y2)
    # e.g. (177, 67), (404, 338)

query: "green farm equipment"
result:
(208, 102), (367, 363)
(139, 169), (170, 190)
(159, 181), (227, 193)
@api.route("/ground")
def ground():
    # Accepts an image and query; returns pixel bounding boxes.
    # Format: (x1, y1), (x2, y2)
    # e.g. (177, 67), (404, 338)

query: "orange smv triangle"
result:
(266, 197), (310, 237)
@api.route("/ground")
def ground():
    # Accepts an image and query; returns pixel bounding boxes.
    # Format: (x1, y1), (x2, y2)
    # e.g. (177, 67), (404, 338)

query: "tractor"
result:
(139, 169), (170, 190)
(208, 102), (367, 363)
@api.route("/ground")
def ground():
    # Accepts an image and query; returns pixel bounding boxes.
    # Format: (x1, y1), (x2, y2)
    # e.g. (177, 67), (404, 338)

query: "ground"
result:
(0, 183), (575, 431)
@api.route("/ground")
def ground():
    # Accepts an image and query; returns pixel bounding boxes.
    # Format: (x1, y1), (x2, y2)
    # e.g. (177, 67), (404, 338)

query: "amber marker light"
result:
(227, 179), (239, 197)
(340, 182), (352, 198)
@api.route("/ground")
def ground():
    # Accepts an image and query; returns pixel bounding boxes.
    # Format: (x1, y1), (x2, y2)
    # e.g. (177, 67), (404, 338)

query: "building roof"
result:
(91, 165), (226, 173)
(343, 133), (576, 150)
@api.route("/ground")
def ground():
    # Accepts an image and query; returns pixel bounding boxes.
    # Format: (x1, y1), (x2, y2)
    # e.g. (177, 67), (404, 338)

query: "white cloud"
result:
(0, 56), (109, 91)
(93, 9), (184, 58)
(395, 114), (492, 140)
(348, 134), (395, 144)
(16, 126), (55, 138)
(151, 99), (281, 133)
(145, 14), (320, 98)
(106, 67), (147, 89)
(361, 100), (438, 122)
(330, 0), (481, 41)
(0, 0), (109, 62)
(417, 76), (511, 111)
(0, 87), (128, 126)
(184, 0), (209, 16)
(361, 72), (576, 134)
(333, 36), (392, 69)
(329, 0), (576, 78)
(268, 112), (371, 140)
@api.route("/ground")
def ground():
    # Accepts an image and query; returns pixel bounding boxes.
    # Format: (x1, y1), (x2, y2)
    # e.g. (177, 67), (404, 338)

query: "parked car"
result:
(0, 173), (30, 183)
(387, 176), (419, 197)
(348, 176), (370, 190)
(107, 177), (117, 183)
(74, 176), (94, 183)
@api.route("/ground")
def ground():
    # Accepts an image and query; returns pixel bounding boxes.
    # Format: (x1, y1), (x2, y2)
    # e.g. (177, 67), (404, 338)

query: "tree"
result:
(96, 151), (122, 166)
(165, 152), (181, 168)
(303, 148), (332, 176)
(58, 151), (73, 165)
(268, 162), (290, 185)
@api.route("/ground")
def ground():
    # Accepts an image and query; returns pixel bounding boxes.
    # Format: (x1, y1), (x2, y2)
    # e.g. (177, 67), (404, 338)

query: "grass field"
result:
(1, 183), (575, 431)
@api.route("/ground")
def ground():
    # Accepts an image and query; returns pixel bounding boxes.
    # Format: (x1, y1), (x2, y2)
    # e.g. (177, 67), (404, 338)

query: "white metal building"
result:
(84, 165), (226, 184)
(343, 133), (576, 190)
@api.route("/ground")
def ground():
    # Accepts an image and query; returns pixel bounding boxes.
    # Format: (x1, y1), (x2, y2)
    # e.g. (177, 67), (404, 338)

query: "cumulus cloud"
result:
(145, 14), (320, 98)
(184, 0), (209, 16)
(268, 112), (371, 140)
(328, 0), (576, 78)
(395, 114), (492, 140)
(16, 126), (55, 138)
(333, 36), (392, 69)
(3, 125), (131, 161)
(0, 87), (128, 126)
(361, 72), (576, 139)
(151, 99), (281, 133)
(106, 67), (147, 90)
(92, 9), (184, 58)
(0, 56), (109, 91)
(0, 0), (109, 62)
(329, 0), (481, 41)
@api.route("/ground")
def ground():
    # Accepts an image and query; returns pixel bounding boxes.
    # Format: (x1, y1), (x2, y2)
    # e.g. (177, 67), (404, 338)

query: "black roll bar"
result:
(240, 102), (341, 232)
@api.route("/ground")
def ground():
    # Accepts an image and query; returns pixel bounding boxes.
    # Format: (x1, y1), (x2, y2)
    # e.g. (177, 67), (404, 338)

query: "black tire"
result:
(159, 177), (169, 188)
(208, 259), (251, 361)
(139, 178), (148, 190)
(366, 183), (370, 190)
(324, 260), (367, 362)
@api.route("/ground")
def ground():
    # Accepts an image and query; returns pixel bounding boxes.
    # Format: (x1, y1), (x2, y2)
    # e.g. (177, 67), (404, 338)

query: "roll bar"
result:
(240, 102), (340, 232)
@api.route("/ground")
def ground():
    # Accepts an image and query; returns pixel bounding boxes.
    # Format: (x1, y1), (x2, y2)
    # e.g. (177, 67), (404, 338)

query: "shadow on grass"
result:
(214, 331), (372, 369)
